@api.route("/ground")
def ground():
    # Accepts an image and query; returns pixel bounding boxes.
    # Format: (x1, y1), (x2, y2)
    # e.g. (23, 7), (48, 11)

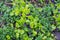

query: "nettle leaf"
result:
(38, 23), (42, 28)
(22, 13), (26, 18)
(16, 17), (26, 26)
(32, 30), (37, 36)
(20, 30), (25, 35)
(35, 33), (43, 40)
(16, 22), (20, 28)
(23, 34), (32, 40)
(55, 14), (60, 25)
(50, 3), (54, 8)
(26, 20), (30, 23)
(27, 15), (34, 21)
(30, 22), (34, 28)
(6, 35), (11, 40)
(53, 9), (58, 14)
(20, 0), (26, 6)
(51, 25), (56, 31)
(10, 7), (21, 16)
(42, 36), (47, 40)
(43, 6), (52, 12)
(14, 7), (20, 16)
(22, 5), (30, 14)
(56, 3), (60, 9)
(55, 14), (60, 21)
(38, 7), (43, 12)
(10, 10), (15, 16)
(16, 32), (19, 38)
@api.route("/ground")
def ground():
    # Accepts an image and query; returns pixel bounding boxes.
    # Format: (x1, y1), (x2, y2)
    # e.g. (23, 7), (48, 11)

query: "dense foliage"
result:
(0, 0), (60, 40)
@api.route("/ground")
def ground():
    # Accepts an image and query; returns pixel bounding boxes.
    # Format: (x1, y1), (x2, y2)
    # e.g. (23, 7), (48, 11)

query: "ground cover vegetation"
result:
(0, 0), (60, 40)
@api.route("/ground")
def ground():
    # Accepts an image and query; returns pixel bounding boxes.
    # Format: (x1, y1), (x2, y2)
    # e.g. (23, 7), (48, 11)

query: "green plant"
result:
(0, 0), (60, 40)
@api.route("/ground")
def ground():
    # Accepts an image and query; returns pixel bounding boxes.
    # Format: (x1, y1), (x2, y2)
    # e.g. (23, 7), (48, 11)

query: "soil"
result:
(52, 28), (60, 40)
